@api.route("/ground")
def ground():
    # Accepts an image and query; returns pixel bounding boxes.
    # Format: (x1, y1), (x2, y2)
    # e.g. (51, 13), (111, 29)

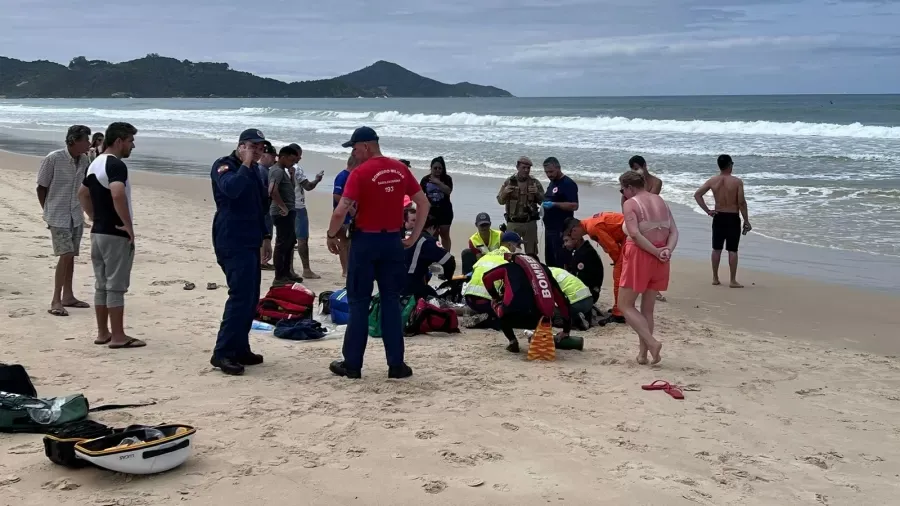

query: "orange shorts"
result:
(619, 241), (670, 293)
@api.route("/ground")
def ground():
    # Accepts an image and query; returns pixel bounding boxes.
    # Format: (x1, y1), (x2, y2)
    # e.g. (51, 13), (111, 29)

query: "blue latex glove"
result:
(542, 201), (554, 209)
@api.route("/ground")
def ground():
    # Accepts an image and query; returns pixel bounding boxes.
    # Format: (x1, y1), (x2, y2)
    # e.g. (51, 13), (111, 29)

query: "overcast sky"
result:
(2, 0), (898, 96)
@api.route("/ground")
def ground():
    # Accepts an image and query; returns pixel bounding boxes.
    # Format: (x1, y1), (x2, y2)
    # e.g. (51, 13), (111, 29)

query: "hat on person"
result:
(239, 128), (266, 143)
(399, 159), (411, 167)
(517, 156), (533, 166)
(341, 126), (379, 148)
(403, 195), (412, 208)
(500, 231), (522, 245)
(262, 141), (276, 155)
(475, 212), (491, 226)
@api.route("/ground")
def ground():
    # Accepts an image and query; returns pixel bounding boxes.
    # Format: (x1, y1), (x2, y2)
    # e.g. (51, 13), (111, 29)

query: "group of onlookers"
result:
(34, 122), (751, 377)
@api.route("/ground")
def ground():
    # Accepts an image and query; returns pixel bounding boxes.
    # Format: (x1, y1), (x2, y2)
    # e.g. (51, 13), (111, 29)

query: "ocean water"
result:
(0, 96), (898, 257)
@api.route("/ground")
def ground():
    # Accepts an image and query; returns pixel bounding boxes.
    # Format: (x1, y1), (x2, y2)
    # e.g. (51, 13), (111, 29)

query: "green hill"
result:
(337, 60), (512, 98)
(0, 54), (513, 99)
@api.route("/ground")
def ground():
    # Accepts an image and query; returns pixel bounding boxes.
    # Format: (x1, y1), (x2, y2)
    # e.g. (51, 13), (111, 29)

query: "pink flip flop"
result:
(641, 380), (670, 391)
(663, 385), (684, 400)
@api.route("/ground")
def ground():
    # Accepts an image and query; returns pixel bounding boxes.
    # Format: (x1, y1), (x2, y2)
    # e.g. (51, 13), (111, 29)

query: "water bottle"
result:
(26, 397), (64, 425)
(251, 320), (274, 331)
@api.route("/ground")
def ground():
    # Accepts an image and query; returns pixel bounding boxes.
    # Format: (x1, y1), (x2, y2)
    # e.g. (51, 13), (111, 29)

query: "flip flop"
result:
(63, 300), (91, 308)
(664, 385), (684, 400)
(206, 282), (218, 290)
(94, 335), (112, 345)
(108, 338), (147, 349)
(184, 282), (196, 290)
(641, 380), (670, 391)
(48, 308), (69, 317)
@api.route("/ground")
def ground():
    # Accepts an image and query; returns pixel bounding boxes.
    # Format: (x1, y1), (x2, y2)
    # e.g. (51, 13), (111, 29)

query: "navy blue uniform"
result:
(403, 231), (456, 299)
(543, 175), (579, 268)
(210, 152), (268, 360)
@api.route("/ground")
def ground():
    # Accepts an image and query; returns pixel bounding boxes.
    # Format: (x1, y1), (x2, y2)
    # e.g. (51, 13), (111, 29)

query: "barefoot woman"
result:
(618, 171), (679, 365)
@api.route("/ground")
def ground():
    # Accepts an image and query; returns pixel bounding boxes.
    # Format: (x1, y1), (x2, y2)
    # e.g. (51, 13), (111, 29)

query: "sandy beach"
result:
(2, 147), (900, 506)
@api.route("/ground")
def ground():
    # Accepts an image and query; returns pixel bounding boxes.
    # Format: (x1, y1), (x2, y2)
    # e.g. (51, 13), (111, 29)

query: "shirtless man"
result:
(629, 155), (662, 194)
(693, 154), (752, 288)
(619, 171), (678, 365)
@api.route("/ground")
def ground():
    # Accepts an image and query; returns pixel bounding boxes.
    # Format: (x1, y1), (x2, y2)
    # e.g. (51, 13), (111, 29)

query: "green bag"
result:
(368, 294), (417, 338)
(0, 393), (90, 434)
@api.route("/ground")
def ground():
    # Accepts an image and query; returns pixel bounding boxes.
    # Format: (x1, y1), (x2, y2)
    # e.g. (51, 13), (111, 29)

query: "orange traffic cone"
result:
(527, 317), (556, 361)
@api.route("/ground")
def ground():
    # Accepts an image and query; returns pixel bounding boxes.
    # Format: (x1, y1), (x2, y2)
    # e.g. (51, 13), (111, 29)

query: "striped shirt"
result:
(36, 148), (89, 228)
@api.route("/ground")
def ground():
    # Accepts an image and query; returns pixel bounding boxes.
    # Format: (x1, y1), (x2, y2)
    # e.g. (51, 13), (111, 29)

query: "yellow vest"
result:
(469, 229), (502, 255)
(550, 267), (592, 304)
(464, 247), (510, 300)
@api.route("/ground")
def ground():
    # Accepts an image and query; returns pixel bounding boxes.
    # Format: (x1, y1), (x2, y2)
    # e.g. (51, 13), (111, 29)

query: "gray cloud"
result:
(0, 0), (897, 95)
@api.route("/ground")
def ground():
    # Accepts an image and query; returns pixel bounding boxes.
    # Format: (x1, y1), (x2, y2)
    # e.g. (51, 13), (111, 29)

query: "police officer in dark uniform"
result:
(210, 128), (271, 376)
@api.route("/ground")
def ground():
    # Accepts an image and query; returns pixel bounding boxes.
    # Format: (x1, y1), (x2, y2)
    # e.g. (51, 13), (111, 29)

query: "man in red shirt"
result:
(326, 126), (430, 380)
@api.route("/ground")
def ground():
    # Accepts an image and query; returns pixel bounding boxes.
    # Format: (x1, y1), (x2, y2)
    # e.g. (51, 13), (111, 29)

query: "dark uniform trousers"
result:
(214, 245), (261, 360)
(210, 153), (268, 361)
(272, 209), (297, 279)
(544, 228), (566, 268)
(343, 231), (406, 371)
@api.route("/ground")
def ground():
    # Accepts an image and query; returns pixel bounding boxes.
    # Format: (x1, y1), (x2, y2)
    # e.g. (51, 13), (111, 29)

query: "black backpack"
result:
(0, 363), (37, 397)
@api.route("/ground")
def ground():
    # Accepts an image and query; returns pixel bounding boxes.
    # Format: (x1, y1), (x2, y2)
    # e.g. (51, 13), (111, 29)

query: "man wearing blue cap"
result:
(209, 128), (271, 376)
(326, 126), (430, 380)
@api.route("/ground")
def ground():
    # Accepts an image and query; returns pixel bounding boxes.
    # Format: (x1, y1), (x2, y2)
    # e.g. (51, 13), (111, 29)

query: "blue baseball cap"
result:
(341, 126), (379, 148)
(500, 231), (522, 245)
(238, 128), (265, 144)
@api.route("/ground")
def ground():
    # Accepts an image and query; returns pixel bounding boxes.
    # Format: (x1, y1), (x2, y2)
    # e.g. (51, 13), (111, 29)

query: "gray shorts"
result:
(91, 234), (134, 308)
(49, 225), (84, 256)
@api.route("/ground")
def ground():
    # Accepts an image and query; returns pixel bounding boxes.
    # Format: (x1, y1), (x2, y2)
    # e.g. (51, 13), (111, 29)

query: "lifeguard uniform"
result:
(337, 141), (421, 375)
(463, 247), (510, 315)
(579, 212), (626, 317)
(462, 228), (502, 273)
(481, 254), (571, 351)
(549, 267), (594, 318)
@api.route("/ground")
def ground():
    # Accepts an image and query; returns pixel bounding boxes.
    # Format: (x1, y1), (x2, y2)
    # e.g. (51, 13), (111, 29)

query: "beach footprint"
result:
(8, 308), (35, 319)
(423, 480), (447, 494)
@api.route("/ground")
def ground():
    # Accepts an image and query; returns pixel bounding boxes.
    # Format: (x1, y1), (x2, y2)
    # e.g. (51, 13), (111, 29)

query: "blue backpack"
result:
(329, 289), (350, 325)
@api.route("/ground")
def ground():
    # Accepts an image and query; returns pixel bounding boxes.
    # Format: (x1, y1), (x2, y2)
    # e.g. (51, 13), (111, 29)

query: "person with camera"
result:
(496, 156), (544, 256)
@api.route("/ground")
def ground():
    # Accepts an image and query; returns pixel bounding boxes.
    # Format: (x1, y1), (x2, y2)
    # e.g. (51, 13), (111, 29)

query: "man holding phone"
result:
(287, 143), (325, 280)
(209, 128), (270, 376)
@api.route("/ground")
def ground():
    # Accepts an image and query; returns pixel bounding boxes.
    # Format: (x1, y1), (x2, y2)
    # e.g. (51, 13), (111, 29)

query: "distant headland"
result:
(0, 54), (513, 99)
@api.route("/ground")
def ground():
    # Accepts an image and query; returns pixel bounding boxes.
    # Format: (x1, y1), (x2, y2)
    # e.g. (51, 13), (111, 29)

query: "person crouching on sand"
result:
(618, 171), (679, 365)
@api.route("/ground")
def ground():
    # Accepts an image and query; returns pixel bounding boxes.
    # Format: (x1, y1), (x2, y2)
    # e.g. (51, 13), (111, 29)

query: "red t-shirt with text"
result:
(342, 156), (420, 232)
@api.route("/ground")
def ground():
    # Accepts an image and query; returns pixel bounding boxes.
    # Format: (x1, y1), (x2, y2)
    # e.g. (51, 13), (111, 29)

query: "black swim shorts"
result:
(712, 212), (742, 252)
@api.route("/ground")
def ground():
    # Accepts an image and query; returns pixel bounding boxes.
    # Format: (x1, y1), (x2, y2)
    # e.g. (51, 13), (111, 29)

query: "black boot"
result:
(210, 356), (245, 376)
(236, 351), (264, 366)
(329, 360), (362, 379)
(388, 363), (413, 379)
(505, 339), (520, 353)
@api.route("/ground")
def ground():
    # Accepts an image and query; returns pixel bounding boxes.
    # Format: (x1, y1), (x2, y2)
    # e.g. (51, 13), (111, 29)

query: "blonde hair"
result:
(619, 170), (645, 189)
(347, 154), (359, 169)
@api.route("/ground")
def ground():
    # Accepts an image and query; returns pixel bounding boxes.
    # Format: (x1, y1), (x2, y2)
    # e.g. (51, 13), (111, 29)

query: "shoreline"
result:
(2, 147), (899, 356)
(1, 126), (899, 292)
